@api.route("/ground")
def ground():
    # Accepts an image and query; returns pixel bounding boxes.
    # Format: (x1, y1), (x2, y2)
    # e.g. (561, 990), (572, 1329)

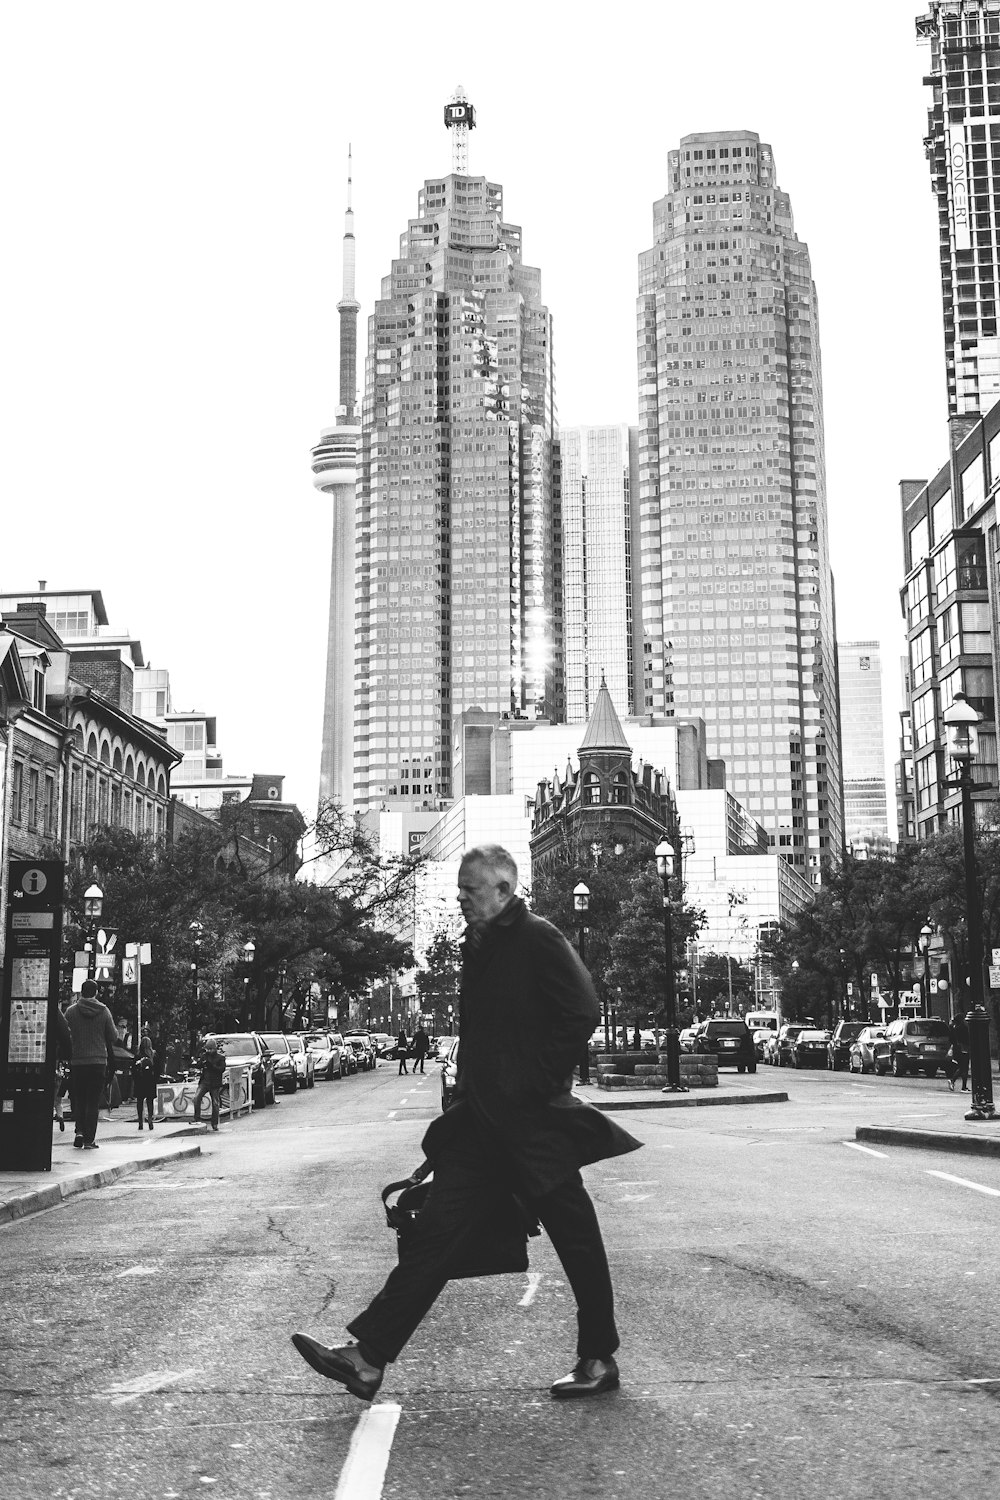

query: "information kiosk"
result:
(0, 859), (65, 1171)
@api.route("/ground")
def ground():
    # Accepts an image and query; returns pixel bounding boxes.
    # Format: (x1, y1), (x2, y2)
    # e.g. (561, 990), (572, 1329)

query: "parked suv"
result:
(827, 1020), (867, 1071)
(884, 1017), (951, 1077)
(694, 1018), (757, 1073)
(255, 1032), (297, 1094)
(206, 1032), (276, 1109)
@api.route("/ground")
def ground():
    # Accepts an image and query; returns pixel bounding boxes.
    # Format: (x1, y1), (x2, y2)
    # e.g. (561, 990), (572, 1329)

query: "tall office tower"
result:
(918, 2), (1000, 421)
(637, 129), (843, 885)
(352, 92), (560, 813)
(313, 150), (362, 814)
(560, 425), (639, 722)
(838, 640), (890, 850)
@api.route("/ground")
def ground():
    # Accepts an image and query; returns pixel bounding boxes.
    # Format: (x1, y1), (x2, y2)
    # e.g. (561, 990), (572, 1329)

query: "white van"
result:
(744, 1009), (779, 1033)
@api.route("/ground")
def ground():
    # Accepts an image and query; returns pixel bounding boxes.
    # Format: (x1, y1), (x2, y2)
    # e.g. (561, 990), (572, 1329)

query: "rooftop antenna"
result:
(444, 84), (476, 176)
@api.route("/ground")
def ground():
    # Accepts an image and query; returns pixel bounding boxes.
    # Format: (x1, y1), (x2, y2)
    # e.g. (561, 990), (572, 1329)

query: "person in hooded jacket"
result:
(65, 980), (119, 1150)
(293, 844), (642, 1404)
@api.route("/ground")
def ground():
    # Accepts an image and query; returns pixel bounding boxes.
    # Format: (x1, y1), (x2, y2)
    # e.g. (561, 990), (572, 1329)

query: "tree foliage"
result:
(66, 800), (419, 1065)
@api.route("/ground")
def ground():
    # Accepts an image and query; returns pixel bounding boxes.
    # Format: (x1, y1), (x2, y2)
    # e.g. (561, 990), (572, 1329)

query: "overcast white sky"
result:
(1, 0), (947, 818)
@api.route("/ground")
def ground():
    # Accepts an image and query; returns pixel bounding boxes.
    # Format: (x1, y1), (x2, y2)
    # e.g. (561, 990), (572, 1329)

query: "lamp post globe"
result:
(942, 692), (994, 1120)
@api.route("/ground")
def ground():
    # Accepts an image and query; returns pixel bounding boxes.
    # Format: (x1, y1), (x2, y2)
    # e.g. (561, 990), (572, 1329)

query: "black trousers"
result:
(135, 1082), (155, 1123)
(70, 1064), (106, 1145)
(347, 1129), (618, 1365)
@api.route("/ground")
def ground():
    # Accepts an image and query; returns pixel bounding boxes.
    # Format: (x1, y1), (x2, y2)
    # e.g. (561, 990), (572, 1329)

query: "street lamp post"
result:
(573, 881), (592, 1084)
(655, 838), (687, 1093)
(83, 883), (104, 980)
(242, 940), (255, 1025)
(918, 923), (933, 1020)
(189, 920), (203, 1019)
(943, 692), (995, 1121)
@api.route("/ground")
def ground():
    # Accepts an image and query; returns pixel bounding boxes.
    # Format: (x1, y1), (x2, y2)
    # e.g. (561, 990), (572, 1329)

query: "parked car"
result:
(206, 1032), (276, 1108)
(370, 1033), (392, 1058)
(438, 1035), (460, 1110)
(788, 1028), (831, 1068)
(828, 1020), (868, 1071)
(344, 1035), (373, 1071)
(751, 1028), (773, 1061)
(744, 1009), (779, 1036)
(694, 1018), (757, 1073)
(884, 1016), (952, 1077)
(287, 1034), (315, 1089)
(848, 1025), (890, 1075)
(303, 1030), (344, 1080)
(773, 1023), (810, 1068)
(761, 1031), (782, 1065)
(679, 1026), (700, 1053)
(334, 1032), (358, 1074)
(256, 1032), (297, 1094)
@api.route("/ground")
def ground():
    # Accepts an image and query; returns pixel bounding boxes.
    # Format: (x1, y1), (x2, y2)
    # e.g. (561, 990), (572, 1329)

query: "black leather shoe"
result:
(291, 1334), (384, 1400)
(550, 1357), (620, 1399)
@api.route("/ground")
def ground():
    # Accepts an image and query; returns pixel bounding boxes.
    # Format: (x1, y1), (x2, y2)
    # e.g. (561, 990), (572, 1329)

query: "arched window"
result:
(612, 772), (630, 806)
(124, 754), (135, 781)
(113, 747), (123, 772)
(583, 771), (602, 805)
(86, 732), (99, 759)
(99, 740), (111, 766)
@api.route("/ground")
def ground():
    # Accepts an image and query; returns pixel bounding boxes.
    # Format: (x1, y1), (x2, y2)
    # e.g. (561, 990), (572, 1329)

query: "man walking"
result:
(411, 1026), (430, 1074)
(293, 843), (641, 1401)
(65, 980), (119, 1150)
(193, 1037), (226, 1130)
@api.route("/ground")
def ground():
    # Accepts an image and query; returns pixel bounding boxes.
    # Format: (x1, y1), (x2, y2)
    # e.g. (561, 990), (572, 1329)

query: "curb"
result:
(0, 1142), (202, 1227)
(589, 1089), (789, 1112)
(856, 1125), (1000, 1158)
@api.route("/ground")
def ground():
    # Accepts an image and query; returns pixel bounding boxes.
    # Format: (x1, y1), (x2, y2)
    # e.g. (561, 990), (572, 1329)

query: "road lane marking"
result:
(619, 1194), (652, 1201)
(386, 1111), (397, 1118)
(927, 1170), (1000, 1197)
(842, 1141), (889, 1159)
(116, 1265), (158, 1278)
(519, 1272), (543, 1307)
(334, 1402), (402, 1500)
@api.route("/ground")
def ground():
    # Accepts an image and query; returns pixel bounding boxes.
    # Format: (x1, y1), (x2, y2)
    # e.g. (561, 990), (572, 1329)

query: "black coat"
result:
(422, 898), (641, 1196)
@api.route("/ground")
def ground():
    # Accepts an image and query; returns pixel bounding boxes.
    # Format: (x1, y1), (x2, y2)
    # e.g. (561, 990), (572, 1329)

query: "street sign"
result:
(94, 952), (117, 973)
(989, 966), (1000, 990)
(122, 957), (138, 986)
(992, 949), (1000, 967)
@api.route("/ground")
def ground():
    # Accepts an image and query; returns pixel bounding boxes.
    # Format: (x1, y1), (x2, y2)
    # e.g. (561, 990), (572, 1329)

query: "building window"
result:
(27, 767), (39, 830)
(45, 773), (57, 837)
(11, 761), (23, 823)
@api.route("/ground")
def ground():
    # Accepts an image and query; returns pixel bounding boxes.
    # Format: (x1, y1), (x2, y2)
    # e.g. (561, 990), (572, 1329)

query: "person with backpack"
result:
(132, 1027), (157, 1130)
(64, 980), (118, 1150)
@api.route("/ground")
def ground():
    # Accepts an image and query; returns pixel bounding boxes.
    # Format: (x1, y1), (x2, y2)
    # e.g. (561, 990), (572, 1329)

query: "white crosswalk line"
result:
(334, 1403), (402, 1500)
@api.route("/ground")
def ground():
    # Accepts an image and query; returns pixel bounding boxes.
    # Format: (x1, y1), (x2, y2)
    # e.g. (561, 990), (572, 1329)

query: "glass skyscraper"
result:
(837, 639), (890, 849)
(353, 163), (560, 812)
(918, 1), (1000, 419)
(560, 425), (639, 722)
(636, 129), (843, 884)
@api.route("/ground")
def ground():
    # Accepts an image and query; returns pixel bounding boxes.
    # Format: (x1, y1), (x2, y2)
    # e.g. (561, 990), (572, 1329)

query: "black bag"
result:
(381, 1160), (541, 1280)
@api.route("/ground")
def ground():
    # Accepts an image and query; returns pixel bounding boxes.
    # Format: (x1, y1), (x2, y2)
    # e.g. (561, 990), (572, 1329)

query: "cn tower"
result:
(313, 148), (361, 814)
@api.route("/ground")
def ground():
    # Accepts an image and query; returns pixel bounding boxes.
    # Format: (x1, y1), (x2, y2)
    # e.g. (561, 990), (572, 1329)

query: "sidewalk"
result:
(0, 1107), (208, 1227)
(857, 1112), (1000, 1158)
(575, 1079), (789, 1111)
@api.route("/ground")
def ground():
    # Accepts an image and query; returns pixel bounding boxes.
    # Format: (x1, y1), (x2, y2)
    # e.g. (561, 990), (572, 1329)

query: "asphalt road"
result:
(3, 1061), (1000, 1500)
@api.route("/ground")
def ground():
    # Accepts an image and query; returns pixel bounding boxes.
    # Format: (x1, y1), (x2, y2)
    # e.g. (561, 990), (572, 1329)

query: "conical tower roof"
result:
(578, 675), (631, 754)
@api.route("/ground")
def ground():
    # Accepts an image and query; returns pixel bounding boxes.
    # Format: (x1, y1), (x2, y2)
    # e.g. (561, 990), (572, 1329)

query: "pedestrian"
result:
(52, 1005), (72, 1133)
(64, 980), (119, 1150)
(132, 1028), (157, 1130)
(411, 1026), (429, 1075)
(947, 1010), (970, 1092)
(193, 1037), (226, 1130)
(292, 843), (642, 1403)
(397, 1028), (410, 1076)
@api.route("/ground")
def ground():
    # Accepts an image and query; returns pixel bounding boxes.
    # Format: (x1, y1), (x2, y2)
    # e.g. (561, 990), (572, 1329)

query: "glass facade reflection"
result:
(560, 425), (638, 722)
(353, 171), (559, 812)
(635, 130), (843, 883)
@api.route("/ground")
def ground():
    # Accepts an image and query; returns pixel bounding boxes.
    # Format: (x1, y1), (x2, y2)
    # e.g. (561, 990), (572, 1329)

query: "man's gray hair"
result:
(460, 844), (518, 889)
